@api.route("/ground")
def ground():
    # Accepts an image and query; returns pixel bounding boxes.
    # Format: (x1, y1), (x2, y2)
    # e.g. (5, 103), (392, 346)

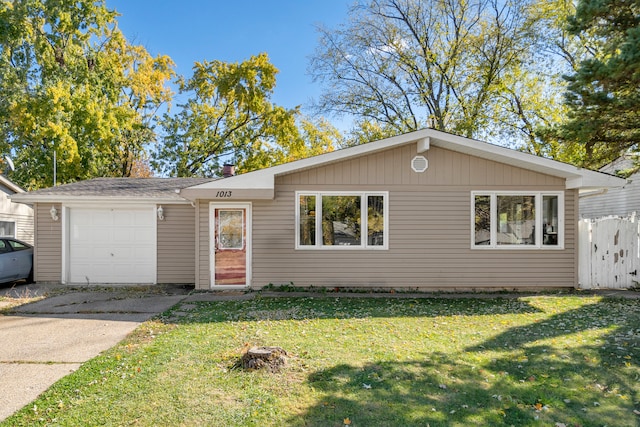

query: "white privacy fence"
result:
(578, 214), (640, 289)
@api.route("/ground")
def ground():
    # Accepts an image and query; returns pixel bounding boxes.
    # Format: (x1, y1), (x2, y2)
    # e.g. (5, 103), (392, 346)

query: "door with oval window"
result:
(211, 203), (251, 287)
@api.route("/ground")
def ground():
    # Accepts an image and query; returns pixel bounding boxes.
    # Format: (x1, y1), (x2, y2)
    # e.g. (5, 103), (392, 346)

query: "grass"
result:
(3, 294), (640, 426)
(0, 284), (46, 311)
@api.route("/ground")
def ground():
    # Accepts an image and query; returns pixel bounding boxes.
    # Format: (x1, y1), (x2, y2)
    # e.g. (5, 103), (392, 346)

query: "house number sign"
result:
(216, 190), (233, 198)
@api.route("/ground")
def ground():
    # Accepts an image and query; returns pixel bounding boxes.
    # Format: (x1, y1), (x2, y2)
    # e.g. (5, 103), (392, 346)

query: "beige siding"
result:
(157, 204), (197, 284)
(248, 145), (575, 290)
(34, 203), (62, 282)
(34, 202), (199, 285)
(195, 200), (211, 290)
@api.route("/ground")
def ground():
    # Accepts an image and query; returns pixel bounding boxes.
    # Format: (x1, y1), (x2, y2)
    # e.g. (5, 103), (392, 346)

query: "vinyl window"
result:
(472, 192), (563, 249)
(297, 192), (388, 249)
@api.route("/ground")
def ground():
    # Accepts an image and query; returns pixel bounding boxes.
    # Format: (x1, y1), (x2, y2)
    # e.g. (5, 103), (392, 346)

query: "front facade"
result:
(13, 130), (625, 290)
(182, 129), (624, 291)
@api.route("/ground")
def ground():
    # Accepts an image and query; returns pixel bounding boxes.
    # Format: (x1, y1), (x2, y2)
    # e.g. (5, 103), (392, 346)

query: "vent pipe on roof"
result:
(222, 164), (235, 178)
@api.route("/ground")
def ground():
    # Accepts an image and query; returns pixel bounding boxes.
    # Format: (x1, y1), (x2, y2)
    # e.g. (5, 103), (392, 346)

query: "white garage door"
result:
(68, 207), (156, 284)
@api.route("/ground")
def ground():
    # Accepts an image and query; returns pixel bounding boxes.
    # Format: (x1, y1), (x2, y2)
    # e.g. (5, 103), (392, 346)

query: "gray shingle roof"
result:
(19, 177), (216, 200)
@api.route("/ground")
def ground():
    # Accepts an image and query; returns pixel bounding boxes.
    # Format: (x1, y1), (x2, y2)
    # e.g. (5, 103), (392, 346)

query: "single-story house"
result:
(580, 156), (638, 218)
(0, 175), (34, 244)
(12, 129), (626, 290)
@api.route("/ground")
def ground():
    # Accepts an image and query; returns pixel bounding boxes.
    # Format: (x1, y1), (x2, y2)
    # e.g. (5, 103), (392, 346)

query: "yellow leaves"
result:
(121, 46), (176, 107)
(1, 1), (175, 187)
(343, 417), (352, 425)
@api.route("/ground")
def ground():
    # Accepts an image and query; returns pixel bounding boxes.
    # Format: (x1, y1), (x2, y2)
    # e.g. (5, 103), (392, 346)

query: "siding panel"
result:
(580, 169), (639, 218)
(0, 187), (34, 244)
(247, 145), (574, 290)
(157, 204), (197, 284)
(34, 203), (62, 282)
(196, 201), (211, 289)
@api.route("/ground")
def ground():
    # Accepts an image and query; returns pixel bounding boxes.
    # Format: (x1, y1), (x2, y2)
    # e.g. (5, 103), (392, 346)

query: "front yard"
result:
(4, 293), (640, 426)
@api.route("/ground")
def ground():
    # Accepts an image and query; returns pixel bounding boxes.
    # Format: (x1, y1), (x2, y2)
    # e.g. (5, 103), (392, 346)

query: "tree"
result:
(154, 53), (340, 177)
(310, 0), (542, 141)
(490, 0), (609, 166)
(559, 0), (640, 169)
(0, 0), (174, 189)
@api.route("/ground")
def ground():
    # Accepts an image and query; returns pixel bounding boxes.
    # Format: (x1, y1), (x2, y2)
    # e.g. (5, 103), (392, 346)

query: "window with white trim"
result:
(297, 192), (388, 249)
(472, 192), (563, 249)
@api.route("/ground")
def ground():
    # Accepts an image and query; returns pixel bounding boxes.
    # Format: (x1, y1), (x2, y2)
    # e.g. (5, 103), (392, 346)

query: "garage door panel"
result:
(69, 208), (156, 284)
(113, 210), (133, 223)
(134, 227), (155, 241)
(113, 229), (135, 244)
(91, 211), (113, 225)
(117, 247), (134, 259)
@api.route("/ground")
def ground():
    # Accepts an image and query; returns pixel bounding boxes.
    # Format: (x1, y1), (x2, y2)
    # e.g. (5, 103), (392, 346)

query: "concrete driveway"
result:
(0, 283), (190, 422)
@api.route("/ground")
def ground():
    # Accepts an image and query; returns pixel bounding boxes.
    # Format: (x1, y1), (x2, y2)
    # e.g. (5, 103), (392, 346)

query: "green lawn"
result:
(4, 294), (640, 426)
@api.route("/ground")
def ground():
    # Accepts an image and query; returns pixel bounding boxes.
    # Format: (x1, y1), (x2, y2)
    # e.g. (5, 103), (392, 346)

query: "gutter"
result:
(9, 194), (193, 205)
(578, 189), (608, 199)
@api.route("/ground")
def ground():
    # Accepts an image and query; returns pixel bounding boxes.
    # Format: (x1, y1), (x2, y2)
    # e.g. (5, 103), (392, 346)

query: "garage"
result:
(68, 206), (156, 284)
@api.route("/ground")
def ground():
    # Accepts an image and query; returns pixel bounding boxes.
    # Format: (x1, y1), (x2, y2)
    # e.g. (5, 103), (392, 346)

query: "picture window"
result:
(472, 192), (563, 249)
(297, 192), (388, 250)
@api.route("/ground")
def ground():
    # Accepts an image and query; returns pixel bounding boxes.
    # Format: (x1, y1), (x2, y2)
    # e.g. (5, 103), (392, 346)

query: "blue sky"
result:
(108, 0), (353, 117)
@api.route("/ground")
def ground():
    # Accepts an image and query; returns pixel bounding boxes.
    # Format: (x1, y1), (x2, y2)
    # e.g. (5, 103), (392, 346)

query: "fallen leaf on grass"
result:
(344, 418), (352, 425)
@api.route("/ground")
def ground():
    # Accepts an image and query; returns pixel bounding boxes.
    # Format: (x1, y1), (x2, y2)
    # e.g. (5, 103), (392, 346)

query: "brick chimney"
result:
(222, 164), (235, 178)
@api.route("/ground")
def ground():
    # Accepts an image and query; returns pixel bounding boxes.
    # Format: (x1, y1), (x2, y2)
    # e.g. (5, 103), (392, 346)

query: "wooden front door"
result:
(211, 204), (251, 287)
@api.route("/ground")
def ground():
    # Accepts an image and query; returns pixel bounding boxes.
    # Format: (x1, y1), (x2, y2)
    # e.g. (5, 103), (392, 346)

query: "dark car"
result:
(0, 238), (33, 284)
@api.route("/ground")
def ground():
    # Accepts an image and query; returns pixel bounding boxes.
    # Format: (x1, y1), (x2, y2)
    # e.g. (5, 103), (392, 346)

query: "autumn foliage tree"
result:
(154, 53), (340, 177)
(0, 0), (175, 189)
(310, 0), (543, 142)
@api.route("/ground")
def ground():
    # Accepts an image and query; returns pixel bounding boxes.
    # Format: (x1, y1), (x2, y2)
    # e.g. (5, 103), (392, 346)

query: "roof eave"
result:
(426, 132), (627, 189)
(9, 194), (191, 204)
(179, 128), (628, 196)
(180, 130), (434, 196)
(0, 175), (25, 193)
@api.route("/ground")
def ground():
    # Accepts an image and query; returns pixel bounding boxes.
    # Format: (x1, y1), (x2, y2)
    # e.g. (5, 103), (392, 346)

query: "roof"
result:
(597, 155), (637, 176)
(10, 129), (628, 204)
(180, 128), (627, 200)
(11, 177), (215, 204)
(0, 175), (25, 194)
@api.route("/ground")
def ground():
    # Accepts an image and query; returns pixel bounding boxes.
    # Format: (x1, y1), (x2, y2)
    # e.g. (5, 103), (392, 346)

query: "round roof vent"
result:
(411, 155), (428, 173)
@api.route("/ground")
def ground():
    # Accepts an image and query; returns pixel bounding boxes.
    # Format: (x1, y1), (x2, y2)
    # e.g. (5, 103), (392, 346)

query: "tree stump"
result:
(240, 346), (288, 372)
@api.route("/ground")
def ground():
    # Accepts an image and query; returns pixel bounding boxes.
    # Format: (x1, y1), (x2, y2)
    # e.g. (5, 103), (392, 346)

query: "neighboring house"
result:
(0, 175), (34, 244)
(580, 156), (638, 218)
(12, 129), (625, 290)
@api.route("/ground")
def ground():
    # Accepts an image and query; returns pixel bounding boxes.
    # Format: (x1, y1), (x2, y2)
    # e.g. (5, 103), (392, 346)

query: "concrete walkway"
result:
(0, 283), (190, 422)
